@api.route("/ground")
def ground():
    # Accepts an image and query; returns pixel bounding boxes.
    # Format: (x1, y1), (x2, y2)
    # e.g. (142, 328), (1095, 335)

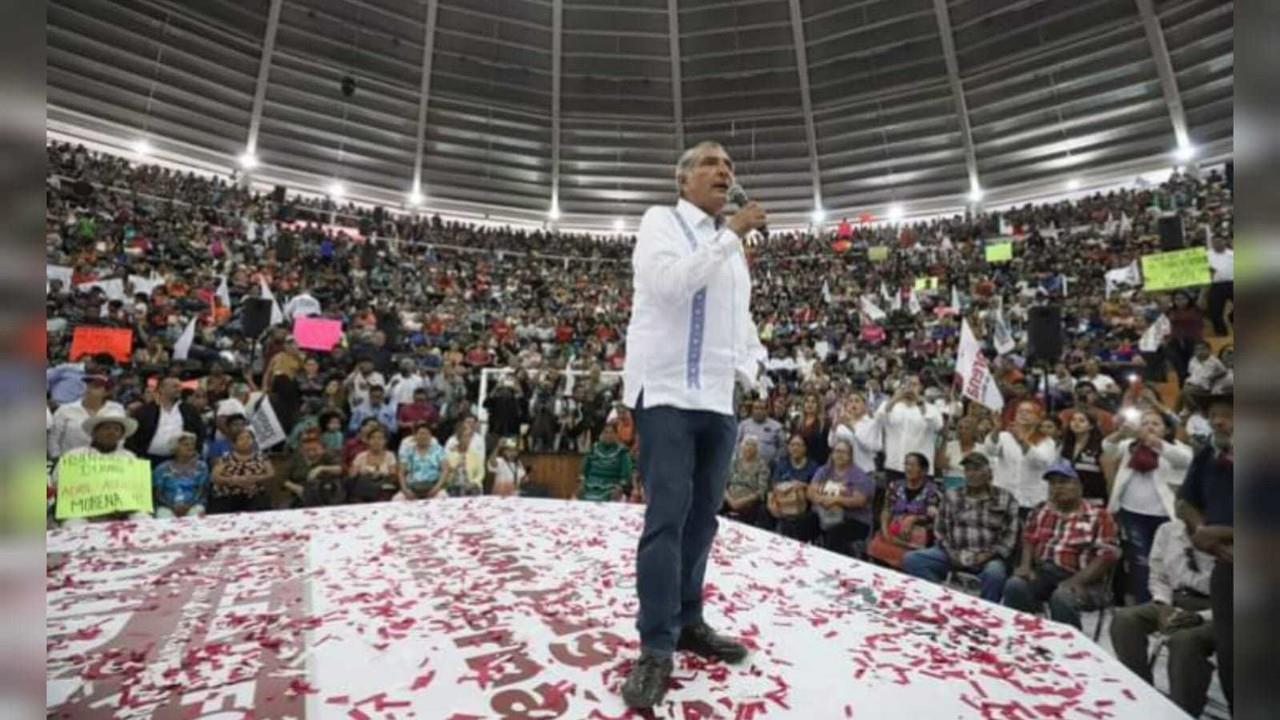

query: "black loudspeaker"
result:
(1026, 306), (1063, 364)
(373, 205), (385, 225)
(341, 75), (356, 97)
(275, 233), (295, 262)
(272, 185), (287, 204)
(1158, 214), (1185, 251)
(242, 297), (274, 337)
(1225, 161), (1233, 190)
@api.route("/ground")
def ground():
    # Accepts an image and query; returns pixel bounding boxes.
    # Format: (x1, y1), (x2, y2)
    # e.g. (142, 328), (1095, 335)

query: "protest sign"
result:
(69, 326), (133, 363)
(985, 243), (1013, 263)
(54, 454), (153, 520)
(1141, 247), (1210, 292)
(293, 316), (343, 352)
(913, 276), (939, 291)
(868, 246), (889, 262)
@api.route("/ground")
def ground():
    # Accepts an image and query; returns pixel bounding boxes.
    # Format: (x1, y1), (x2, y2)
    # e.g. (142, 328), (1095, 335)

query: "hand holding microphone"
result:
(726, 184), (768, 239)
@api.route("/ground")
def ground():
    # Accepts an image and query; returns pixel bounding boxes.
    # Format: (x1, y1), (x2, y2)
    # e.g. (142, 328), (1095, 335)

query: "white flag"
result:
(950, 285), (962, 314)
(1119, 211), (1132, 234)
(215, 275), (231, 308)
(1104, 261), (1141, 298)
(956, 320), (1004, 412)
(259, 277), (284, 326)
(907, 289), (922, 316)
(173, 317), (197, 361)
(1139, 314), (1171, 353)
(860, 295), (886, 322)
(992, 298), (1016, 355)
(889, 287), (902, 313)
(821, 280), (832, 304)
(249, 395), (287, 449)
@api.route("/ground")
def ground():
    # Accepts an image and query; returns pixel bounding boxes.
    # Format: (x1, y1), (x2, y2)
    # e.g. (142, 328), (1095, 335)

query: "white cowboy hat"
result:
(81, 408), (138, 438)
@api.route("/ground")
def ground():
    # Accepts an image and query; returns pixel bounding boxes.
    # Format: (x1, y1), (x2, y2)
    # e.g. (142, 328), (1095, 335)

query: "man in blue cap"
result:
(1002, 459), (1120, 628)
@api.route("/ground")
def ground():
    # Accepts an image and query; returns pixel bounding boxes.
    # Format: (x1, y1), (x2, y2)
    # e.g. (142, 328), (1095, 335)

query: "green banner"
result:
(868, 246), (889, 262)
(913, 276), (940, 291)
(985, 242), (1013, 263)
(1141, 247), (1211, 292)
(54, 454), (153, 520)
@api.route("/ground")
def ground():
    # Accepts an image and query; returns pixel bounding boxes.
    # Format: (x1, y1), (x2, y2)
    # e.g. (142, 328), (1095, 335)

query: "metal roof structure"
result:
(48, 0), (1232, 230)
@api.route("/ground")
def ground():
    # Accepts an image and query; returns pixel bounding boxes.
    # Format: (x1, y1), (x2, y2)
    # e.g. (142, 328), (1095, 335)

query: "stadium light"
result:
(811, 207), (826, 224)
(132, 139), (152, 157)
(1066, 178), (1081, 191)
(548, 204), (561, 221)
(327, 180), (346, 199)
(1174, 143), (1197, 163)
(968, 185), (984, 203)
(238, 152), (258, 170)
(886, 203), (904, 223)
(612, 218), (624, 232)
(407, 190), (424, 206)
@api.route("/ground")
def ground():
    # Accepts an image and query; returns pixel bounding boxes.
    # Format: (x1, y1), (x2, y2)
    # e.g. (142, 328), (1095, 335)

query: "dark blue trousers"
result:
(633, 395), (737, 657)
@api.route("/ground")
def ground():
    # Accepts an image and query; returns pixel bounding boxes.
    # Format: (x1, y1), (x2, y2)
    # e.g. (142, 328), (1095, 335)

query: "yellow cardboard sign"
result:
(914, 276), (939, 291)
(1141, 247), (1211, 292)
(985, 242), (1013, 263)
(868, 246), (889, 262)
(54, 454), (153, 520)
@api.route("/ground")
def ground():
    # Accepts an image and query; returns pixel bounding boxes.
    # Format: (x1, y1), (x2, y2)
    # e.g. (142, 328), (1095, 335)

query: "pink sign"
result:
(293, 316), (343, 352)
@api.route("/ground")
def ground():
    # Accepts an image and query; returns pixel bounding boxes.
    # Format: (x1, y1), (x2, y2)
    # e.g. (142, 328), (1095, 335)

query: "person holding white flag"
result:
(955, 319), (1005, 413)
(860, 295), (886, 323)
(173, 317), (197, 361)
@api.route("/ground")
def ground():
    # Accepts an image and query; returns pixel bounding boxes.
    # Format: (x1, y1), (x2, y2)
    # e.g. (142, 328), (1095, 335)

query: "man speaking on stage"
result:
(620, 140), (769, 709)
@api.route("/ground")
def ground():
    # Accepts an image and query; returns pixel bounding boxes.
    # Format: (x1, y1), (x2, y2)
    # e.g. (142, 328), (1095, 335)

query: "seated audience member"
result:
(47, 373), (125, 460)
(723, 436), (771, 528)
(442, 418), (486, 497)
(205, 412), (249, 464)
(876, 376), (944, 481)
(396, 387), (439, 442)
(1103, 409), (1193, 603)
(1057, 382), (1116, 435)
(318, 411), (346, 453)
(284, 432), (346, 507)
(54, 410), (147, 525)
(902, 452), (1018, 602)
(343, 418), (381, 469)
(349, 426), (399, 502)
(1109, 519), (1216, 717)
(807, 438), (874, 556)
(209, 427), (275, 514)
(396, 423), (446, 500)
(867, 452), (941, 568)
(128, 376), (206, 468)
(737, 398), (785, 466)
(767, 434), (819, 542)
(937, 416), (983, 491)
(577, 421), (634, 501)
(1176, 392), (1234, 711)
(445, 414), (487, 464)
(487, 437), (528, 497)
(348, 383), (398, 438)
(827, 392), (881, 475)
(152, 432), (210, 518)
(1002, 460), (1120, 629)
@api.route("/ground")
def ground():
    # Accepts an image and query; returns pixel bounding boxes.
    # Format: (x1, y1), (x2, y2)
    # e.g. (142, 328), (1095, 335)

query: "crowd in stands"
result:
(45, 142), (1234, 715)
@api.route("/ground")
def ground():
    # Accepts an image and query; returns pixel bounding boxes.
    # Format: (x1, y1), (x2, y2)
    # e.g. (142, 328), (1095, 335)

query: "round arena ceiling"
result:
(48, 0), (1232, 230)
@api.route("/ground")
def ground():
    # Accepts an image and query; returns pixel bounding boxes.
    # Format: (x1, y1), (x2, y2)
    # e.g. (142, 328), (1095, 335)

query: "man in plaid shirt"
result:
(902, 452), (1019, 601)
(1002, 459), (1120, 629)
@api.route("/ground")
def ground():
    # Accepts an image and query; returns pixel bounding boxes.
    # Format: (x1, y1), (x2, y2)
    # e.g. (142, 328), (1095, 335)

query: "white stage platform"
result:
(47, 498), (1190, 719)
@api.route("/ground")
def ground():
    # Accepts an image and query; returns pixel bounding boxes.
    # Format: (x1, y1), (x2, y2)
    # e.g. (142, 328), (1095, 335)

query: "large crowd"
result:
(45, 141), (1235, 715)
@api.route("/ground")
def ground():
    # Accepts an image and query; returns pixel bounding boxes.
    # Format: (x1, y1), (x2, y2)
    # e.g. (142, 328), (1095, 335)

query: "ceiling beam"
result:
(786, 0), (822, 213)
(412, 0), (440, 198)
(551, 0), (563, 215)
(931, 0), (981, 196)
(667, 0), (685, 151)
(1134, 0), (1190, 151)
(243, 0), (282, 158)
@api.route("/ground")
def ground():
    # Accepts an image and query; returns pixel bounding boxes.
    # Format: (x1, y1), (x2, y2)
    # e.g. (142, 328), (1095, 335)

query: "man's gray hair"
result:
(675, 140), (725, 195)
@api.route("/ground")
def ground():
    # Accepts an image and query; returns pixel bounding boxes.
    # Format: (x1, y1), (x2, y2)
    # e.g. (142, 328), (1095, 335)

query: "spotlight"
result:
(968, 185), (984, 203)
(238, 152), (258, 170)
(612, 218), (624, 232)
(1174, 143), (1196, 163)
(811, 208), (826, 224)
(407, 190), (424, 206)
(327, 180), (346, 199)
(548, 204), (561, 221)
(132, 139), (152, 157)
(1066, 178), (1081, 191)
(886, 203), (904, 223)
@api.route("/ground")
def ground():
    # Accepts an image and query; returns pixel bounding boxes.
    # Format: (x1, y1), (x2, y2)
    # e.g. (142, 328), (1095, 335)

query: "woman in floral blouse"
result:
(152, 432), (210, 518)
(867, 452), (942, 568)
(209, 427), (275, 514)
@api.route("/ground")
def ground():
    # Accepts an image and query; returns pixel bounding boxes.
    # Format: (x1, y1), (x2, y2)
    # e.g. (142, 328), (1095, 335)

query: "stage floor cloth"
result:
(47, 497), (1189, 719)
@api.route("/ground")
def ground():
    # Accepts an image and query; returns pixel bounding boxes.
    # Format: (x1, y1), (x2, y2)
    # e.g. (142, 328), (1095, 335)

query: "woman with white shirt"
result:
(1102, 409), (1193, 604)
(827, 392), (881, 475)
(874, 375), (943, 479)
(983, 400), (1059, 516)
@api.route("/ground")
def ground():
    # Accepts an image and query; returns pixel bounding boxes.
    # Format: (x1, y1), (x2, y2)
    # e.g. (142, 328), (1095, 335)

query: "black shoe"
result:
(621, 651), (674, 709)
(677, 621), (749, 664)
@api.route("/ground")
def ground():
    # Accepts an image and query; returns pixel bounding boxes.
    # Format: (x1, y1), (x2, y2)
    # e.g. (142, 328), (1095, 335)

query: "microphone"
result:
(726, 184), (767, 239)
